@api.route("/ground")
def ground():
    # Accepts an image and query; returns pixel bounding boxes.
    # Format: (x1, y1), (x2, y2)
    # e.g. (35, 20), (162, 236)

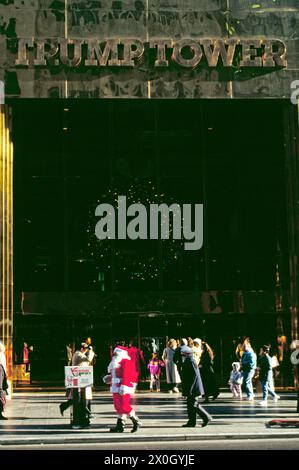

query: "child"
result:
(147, 353), (164, 392)
(258, 345), (280, 406)
(228, 362), (243, 399)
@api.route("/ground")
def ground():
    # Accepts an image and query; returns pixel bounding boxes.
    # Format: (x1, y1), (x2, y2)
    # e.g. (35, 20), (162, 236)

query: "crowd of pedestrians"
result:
(0, 335), (298, 428)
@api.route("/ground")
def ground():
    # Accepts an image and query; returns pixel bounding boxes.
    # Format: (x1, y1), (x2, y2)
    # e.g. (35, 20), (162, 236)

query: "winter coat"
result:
(181, 356), (204, 398)
(128, 346), (144, 384)
(147, 359), (164, 377)
(259, 354), (273, 382)
(162, 347), (181, 384)
(0, 364), (8, 393)
(71, 351), (92, 399)
(241, 350), (257, 373)
(229, 369), (243, 385)
(199, 350), (219, 398)
(71, 351), (90, 366)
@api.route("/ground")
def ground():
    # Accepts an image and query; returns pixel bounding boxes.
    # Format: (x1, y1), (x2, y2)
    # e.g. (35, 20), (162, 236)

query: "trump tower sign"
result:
(0, 0), (298, 99)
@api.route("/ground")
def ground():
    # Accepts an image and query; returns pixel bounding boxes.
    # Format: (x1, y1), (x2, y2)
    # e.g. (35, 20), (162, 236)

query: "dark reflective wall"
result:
(11, 99), (292, 383)
(13, 99), (288, 294)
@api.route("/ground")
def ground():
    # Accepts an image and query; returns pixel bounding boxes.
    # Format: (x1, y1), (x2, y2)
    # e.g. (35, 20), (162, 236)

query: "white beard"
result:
(108, 356), (122, 372)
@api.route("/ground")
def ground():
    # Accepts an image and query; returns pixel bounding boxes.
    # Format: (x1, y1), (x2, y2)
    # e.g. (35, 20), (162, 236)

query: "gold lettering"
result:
(15, 38), (33, 66)
(150, 39), (172, 67)
(59, 39), (83, 67)
(201, 39), (238, 67)
(262, 39), (287, 67)
(122, 39), (144, 67)
(240, 40), (262, 67)
(172, 40), (203, 68)
(85, 39), (120, 66)
(34, 39), (46, 66)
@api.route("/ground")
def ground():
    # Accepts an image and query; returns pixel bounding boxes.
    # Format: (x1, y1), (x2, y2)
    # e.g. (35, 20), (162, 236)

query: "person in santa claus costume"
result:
(107, 345), (142, 433)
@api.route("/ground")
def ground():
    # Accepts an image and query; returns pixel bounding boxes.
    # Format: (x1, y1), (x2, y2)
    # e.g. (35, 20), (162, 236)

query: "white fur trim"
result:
(113, 347), (131, 360)
(111, 378), (121, 384)
(120, 384), (135, 395)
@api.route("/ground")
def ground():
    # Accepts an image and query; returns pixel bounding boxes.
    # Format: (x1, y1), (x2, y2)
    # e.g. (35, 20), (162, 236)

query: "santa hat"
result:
(113, 346), (131, 361)
(108, 346), (131, 372)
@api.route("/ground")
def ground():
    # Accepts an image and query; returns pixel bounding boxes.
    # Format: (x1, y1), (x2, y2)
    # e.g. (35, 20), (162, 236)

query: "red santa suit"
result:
(108, 346), (137, 420)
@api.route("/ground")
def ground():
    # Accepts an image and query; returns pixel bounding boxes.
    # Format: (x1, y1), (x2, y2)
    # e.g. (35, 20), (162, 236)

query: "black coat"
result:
(259, 354), (273, 382)
(199, 351), (219, 398)
(181, 356), (204, 398)
(0, 364), (8, 393)
(173, 347), (183, 372)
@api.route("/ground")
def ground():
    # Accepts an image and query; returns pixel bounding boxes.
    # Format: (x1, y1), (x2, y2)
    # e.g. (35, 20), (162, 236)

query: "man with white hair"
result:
(107, 345), (141, 433)
(180, 345), (212, 427)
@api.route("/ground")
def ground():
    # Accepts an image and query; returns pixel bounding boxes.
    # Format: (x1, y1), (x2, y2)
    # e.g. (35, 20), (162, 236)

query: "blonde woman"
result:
(162, 339), (181, 393)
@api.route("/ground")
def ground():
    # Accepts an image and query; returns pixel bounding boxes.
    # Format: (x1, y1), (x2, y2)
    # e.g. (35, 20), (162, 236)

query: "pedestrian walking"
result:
(258, 345), (280, 406)
(235, 336), (250, 361)
(180, 346), (212, 428)
(147, 353), (164, 392)
(59, 342), (90, 424)
(108, 345), (141, 433)
(174, 338), (188, 377)
(128, 339), (146, 390)
(0, 362), (8, 420)
(199, 342), (219, 403)
(241, 342), (257, 401)
(228, 362), (243, 399)
(290, 340), (299, 412)
(162, 339), (181, 393)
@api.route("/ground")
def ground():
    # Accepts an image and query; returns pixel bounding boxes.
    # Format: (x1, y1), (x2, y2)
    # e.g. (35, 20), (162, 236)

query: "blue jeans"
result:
(243, 369), (255, 398)
(261, 380), (277, 401)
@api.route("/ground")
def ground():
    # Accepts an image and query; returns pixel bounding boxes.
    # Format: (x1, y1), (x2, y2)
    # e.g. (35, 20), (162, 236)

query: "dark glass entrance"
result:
(11, 99), (292, 384)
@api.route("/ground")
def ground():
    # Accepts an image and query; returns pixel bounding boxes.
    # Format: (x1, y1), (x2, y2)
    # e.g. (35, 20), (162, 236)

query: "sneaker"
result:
(248, 396), (255, 401)
(173, 387), (180, 393)
(273, 395), (280, 402)
(259, 401), (268, 406)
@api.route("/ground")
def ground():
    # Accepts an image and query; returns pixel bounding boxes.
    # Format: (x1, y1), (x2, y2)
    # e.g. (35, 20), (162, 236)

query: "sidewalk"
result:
(0, 391), (298, 446)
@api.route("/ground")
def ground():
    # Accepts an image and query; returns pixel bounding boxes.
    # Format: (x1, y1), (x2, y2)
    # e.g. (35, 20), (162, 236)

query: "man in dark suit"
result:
(180, 345), (212, 427)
